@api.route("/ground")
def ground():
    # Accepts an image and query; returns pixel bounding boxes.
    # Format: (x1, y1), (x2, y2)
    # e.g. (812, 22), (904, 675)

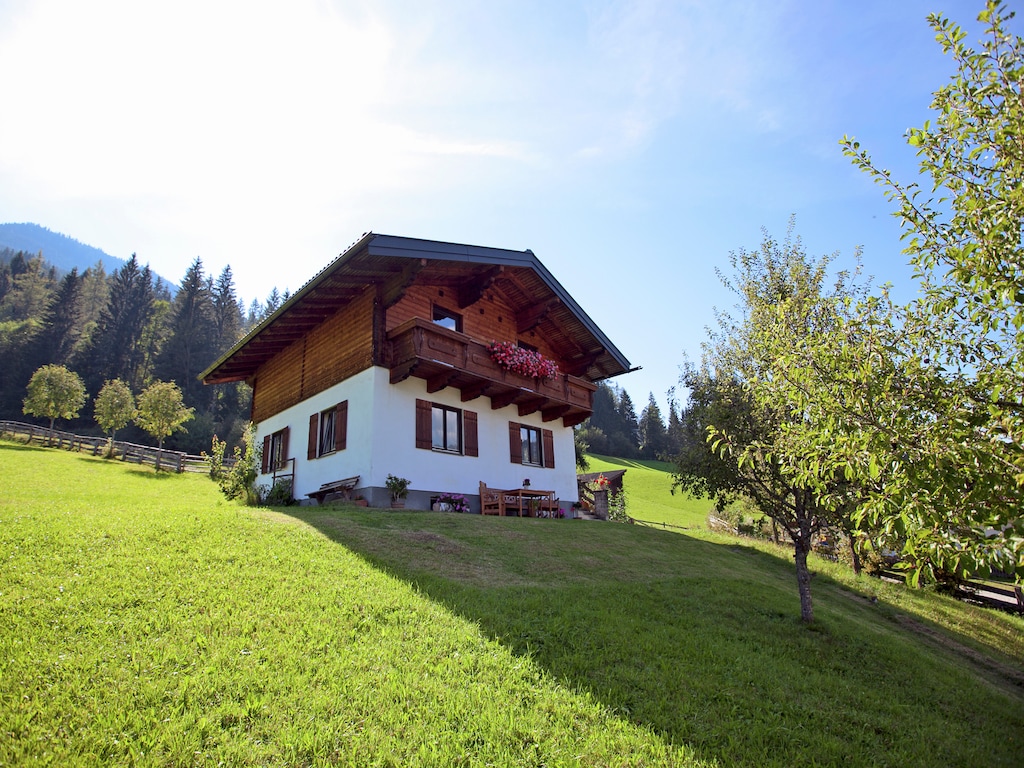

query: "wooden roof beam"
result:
(563, 349), (604, 377)
(457, 266), (504, 308)
(515, 297), (561, 334)
(380, 259), (426, 308)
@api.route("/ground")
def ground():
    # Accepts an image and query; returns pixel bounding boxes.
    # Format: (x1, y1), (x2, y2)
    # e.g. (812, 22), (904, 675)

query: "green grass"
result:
(587, 454), (711, 528)
(2, 441), (1023, 767)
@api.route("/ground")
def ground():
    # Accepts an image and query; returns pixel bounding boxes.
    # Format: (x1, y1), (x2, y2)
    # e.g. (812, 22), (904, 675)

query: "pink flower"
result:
(487, 341), (560, 380)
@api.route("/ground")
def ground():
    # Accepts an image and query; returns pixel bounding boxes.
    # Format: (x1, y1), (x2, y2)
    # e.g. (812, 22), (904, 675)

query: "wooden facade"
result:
(252, 288), (375, 423)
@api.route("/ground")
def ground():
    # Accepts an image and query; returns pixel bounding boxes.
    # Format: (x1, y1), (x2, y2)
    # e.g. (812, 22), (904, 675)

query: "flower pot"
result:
(390, 501), (405, 509)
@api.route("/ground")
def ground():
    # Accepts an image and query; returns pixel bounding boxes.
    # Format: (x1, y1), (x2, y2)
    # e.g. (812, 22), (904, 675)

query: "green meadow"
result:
(2, 440), (1022, 767)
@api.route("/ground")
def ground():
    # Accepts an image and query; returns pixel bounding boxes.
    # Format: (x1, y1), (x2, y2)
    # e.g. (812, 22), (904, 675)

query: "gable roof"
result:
(201, 233), (633, 386)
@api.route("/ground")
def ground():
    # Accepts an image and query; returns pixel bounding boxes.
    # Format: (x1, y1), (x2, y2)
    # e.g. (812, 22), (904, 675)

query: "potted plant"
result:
(353, 494), (368, 508)
(386, 474), (410, 508)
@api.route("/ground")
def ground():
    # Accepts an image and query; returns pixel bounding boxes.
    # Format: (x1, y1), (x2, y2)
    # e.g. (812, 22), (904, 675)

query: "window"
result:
(520, 425), (542, 466)
(262, 427), (290, 473)
(416, 399), (478, 456)
(319, 408), (336, 455)
(432, 305), (462, 333)
(307, 401), (348, 459)
(508, 422), (555, 469)
(433, 403), (462, 452)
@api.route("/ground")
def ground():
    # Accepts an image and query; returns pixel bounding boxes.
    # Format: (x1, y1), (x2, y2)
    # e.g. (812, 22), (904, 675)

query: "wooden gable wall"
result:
(251, 288), (376, 423)
(387, 285), (561, 363)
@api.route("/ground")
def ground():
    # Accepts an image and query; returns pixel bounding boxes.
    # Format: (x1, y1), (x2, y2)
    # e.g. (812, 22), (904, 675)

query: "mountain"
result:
(0, 222), (128, 274)
(0, 222), (177, 292)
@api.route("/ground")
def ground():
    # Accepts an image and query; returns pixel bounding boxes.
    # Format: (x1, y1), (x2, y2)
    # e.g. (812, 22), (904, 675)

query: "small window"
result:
(518, 340), (538, 353)
(318, 408), (336, 456)
(307, 401), (348, 460)
(432, 305), (462, 333)
(269, 429), (287, 471)
(432, 403), (462, 453)
(521, 425), (542, 466)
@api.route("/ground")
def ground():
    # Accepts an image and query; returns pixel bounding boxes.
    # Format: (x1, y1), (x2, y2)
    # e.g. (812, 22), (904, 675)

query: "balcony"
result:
(385, 318), (596, 426)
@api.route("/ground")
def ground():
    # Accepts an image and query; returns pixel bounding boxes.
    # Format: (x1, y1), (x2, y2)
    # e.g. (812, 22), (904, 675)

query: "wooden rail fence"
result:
(0, 420), (217, 474)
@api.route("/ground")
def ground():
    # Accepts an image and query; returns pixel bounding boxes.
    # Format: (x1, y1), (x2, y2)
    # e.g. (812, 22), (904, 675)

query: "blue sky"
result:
(0, 0), (1010, 413)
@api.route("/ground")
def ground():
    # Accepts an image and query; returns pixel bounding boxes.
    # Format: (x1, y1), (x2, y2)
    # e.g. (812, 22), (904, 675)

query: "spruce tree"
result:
(155, 257), (216, 409)
(85, 254), (156, 393)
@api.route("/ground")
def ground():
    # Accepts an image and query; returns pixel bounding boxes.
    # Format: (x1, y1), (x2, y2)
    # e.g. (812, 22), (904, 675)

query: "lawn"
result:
(2, 440), (1023, 767)
(586, 453), (710, 528)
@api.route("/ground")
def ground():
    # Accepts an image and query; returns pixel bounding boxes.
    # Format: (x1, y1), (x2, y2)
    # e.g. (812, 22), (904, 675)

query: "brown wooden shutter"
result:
(543, 428), (555, 469)
(262, 434), (272, 474)
(308, 413), (318, 460)
(464, 410), (478, 457)
(416, 399), (432, 449)
(279, 427), (289, 469)
(335, 401), (348, 452)
(509, 421), (522, 464)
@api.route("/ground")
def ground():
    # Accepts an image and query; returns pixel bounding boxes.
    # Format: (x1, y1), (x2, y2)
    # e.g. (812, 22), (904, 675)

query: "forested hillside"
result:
(0, 246), (291, 453)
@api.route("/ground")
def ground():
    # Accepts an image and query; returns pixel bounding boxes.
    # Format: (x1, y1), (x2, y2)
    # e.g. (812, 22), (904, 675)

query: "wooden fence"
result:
(0, 420), (215, 474)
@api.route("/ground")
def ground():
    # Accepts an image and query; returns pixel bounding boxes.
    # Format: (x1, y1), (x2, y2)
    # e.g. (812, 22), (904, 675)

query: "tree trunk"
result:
(794, 543), (815, 623)
(849, 536), (862, 576)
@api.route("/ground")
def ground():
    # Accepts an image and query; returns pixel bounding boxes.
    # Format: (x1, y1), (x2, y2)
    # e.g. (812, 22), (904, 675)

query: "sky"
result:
(0, 0), (1011, 413)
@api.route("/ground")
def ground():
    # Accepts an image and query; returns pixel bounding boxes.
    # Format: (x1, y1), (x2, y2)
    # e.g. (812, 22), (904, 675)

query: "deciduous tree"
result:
(765, 2), (1024, 585)
(22, 364), (86, 444)
(672, 223), (865, 622)
(94, 379), (136, 447)
(135, 381), (194, 469)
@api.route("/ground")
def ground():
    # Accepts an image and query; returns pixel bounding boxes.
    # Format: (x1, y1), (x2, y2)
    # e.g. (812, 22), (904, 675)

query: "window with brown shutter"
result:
(307, 413), (318, 460)
(334, 401), (348, 452)
(464, 410), (478, 457)
(508, 421), (522, 464)
(543, 428), (555, 469)
(416, 399), (432, 449)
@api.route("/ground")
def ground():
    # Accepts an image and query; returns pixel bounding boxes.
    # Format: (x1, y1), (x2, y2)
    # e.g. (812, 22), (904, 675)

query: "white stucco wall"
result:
(256, 366), (580, 509)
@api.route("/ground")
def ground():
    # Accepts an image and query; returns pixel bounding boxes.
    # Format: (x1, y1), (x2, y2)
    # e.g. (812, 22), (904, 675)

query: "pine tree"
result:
(638, 392), (668, 459)
(31, 268), (84, 367)
(615, 389), (640, 458)
(85, 254), (156, 393)
(155, 257), (216, 409)
(211, 265), (243, 354)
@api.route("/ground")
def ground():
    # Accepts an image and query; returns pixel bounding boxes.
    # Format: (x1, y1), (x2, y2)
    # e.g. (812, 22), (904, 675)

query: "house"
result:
(200, 233), (633, 510)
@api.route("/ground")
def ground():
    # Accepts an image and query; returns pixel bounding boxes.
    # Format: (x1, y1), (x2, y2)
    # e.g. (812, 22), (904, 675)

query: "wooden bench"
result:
(307, 476), (360, 505)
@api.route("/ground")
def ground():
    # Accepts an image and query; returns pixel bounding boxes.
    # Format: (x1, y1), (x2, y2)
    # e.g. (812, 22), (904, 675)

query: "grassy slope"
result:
(586, 454), (710, 528)
(2, 442), (1023, 767)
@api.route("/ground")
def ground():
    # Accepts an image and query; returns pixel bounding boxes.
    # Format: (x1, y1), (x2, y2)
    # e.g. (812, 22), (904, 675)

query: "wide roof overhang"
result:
(200, 233), (633, 386)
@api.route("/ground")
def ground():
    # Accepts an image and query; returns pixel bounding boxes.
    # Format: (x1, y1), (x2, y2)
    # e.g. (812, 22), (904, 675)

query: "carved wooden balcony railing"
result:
(385, 318), (596, 427)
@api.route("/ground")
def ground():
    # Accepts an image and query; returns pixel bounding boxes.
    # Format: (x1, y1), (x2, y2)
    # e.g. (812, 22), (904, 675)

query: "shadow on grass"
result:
(286, 507), (1024, 768)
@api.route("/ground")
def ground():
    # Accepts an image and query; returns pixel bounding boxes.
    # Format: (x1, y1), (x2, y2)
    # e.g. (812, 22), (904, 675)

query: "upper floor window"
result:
(432, 305), (462, 333)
